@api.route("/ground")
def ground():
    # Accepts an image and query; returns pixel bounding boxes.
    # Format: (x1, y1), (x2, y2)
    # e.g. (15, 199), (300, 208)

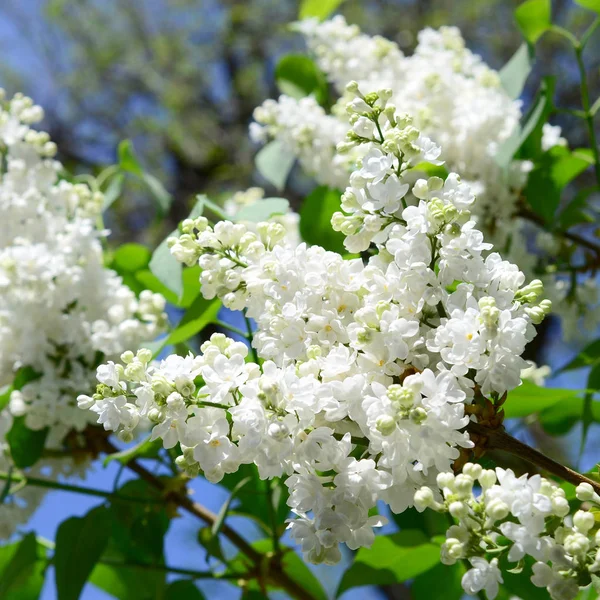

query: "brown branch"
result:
(467, 421), (600, 494)
(518, 208), (600, 256)
(100, 438), (313, 600)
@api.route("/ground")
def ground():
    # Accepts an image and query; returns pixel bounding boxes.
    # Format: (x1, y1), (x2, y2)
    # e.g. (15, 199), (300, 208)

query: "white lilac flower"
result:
(421, 463), (599, 600)
(85, 93), (552, 566)
(251, 16), (598, 335)
(0, 91), (166, 440)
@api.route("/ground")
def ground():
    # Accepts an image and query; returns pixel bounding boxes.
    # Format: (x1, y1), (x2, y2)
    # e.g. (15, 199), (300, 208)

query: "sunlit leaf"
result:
(503, 381), (579, 418)
(112, 243), (151, 273)
(575, 0), (600, 13)
(255, 141), (295, 191)
(235, 197), (290, 222)
(337, 530), (440, 595)
(103, 435), (162, 467)
(0, 534), (45, 599)
(275, 55), (328, 105)
(515, 0), (551, 44)
(299, 0), (345, 19)
(500, 43), (534, 99)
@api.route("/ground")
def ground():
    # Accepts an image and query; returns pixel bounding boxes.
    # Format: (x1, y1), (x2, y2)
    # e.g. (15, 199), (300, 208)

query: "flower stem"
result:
(243, 311), (259, 364)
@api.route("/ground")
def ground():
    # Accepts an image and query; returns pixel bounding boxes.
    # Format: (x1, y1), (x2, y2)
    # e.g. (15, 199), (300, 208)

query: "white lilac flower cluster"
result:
(84, 90), (551, 564)
(0, 91), (166, 440)
(250, 17), (599, 338)
(416, 464), (600, 600)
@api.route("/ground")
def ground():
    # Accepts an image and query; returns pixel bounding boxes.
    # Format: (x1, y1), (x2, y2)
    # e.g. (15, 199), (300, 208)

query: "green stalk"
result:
(0, 471), (162, 504)
(574, 42), (600, 190)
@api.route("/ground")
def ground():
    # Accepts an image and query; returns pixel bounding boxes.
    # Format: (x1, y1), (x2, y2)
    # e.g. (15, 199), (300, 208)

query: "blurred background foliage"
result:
(0, 0), (597, 246)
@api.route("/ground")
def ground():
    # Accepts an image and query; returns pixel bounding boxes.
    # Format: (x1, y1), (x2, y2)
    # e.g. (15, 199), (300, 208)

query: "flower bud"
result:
(174, 374), (195, 397)
(409, 407), (427, 425)
(118, 429), (134, 443)
(486, 498), (509, 521)
(448, 501), (467, 518)
(376, 415), (397, 436)
(479, 469), (497, 489)
(414, 487), (434, 512)
(573, 510), (595, 533)
(77, 394), (95, 410)
(463, 463), (482, 480)
(120, 350), (134, 364)
(564, 532), (589, 556)
(576, 482), (600, 503)
(137, 348), (153, 364)
(551, 495), (570, 517)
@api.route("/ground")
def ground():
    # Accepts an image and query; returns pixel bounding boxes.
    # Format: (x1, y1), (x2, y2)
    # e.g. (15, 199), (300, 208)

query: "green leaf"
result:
(500, 555), (549, 599)
(299, 0), (345, 20)
(0, 385), (11, 411)
(219, 465), (289, 534)
(228, 540), (327, 600)
(557, 186), (598, 228)
(0, 533), (45, 599)
(118, 140), (172, 214)
(515, 0), (551, 44)
(503, 381), (579, 418)
(91, 482), (169, 600)
(194, 195), (229, 221)
(118, 140), (143, 176)
(112, 243), (151, 273)
(197, 526), (227, 564)
(255, 141), (295, 191)
(136, 265), (202, 308)
(391, 506), (448, 537)
(149, 230), (182, 297)
(147, 195), (211, 300)
(107, 480), (170, 563)
(337, 530), (440, 596)
(236, 197), (290, 222)
(13, 365), (42, 390)
(540, 396), (600, 435)
(575, 0), (600, 13)
(211, 476), (252, 538)
(6, 416), (49, 469)
(102, 173), (125, 211)
(496, 77), (554, 167)
(300, 186), (346, 254)
(500, 43), (534, 99)
(163, 296), (221, 347)
(409, 162), (449, 179)
(524, 146), (592, 223)
(55, 506), (111, 600)
(277, 547), (327, 600)
(412, 562), (465, 600)
(275, 55), (328, 105)
(103, 435), (162, 467)
(142, 172), (172, 214)
(165, 580), (205, 600)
